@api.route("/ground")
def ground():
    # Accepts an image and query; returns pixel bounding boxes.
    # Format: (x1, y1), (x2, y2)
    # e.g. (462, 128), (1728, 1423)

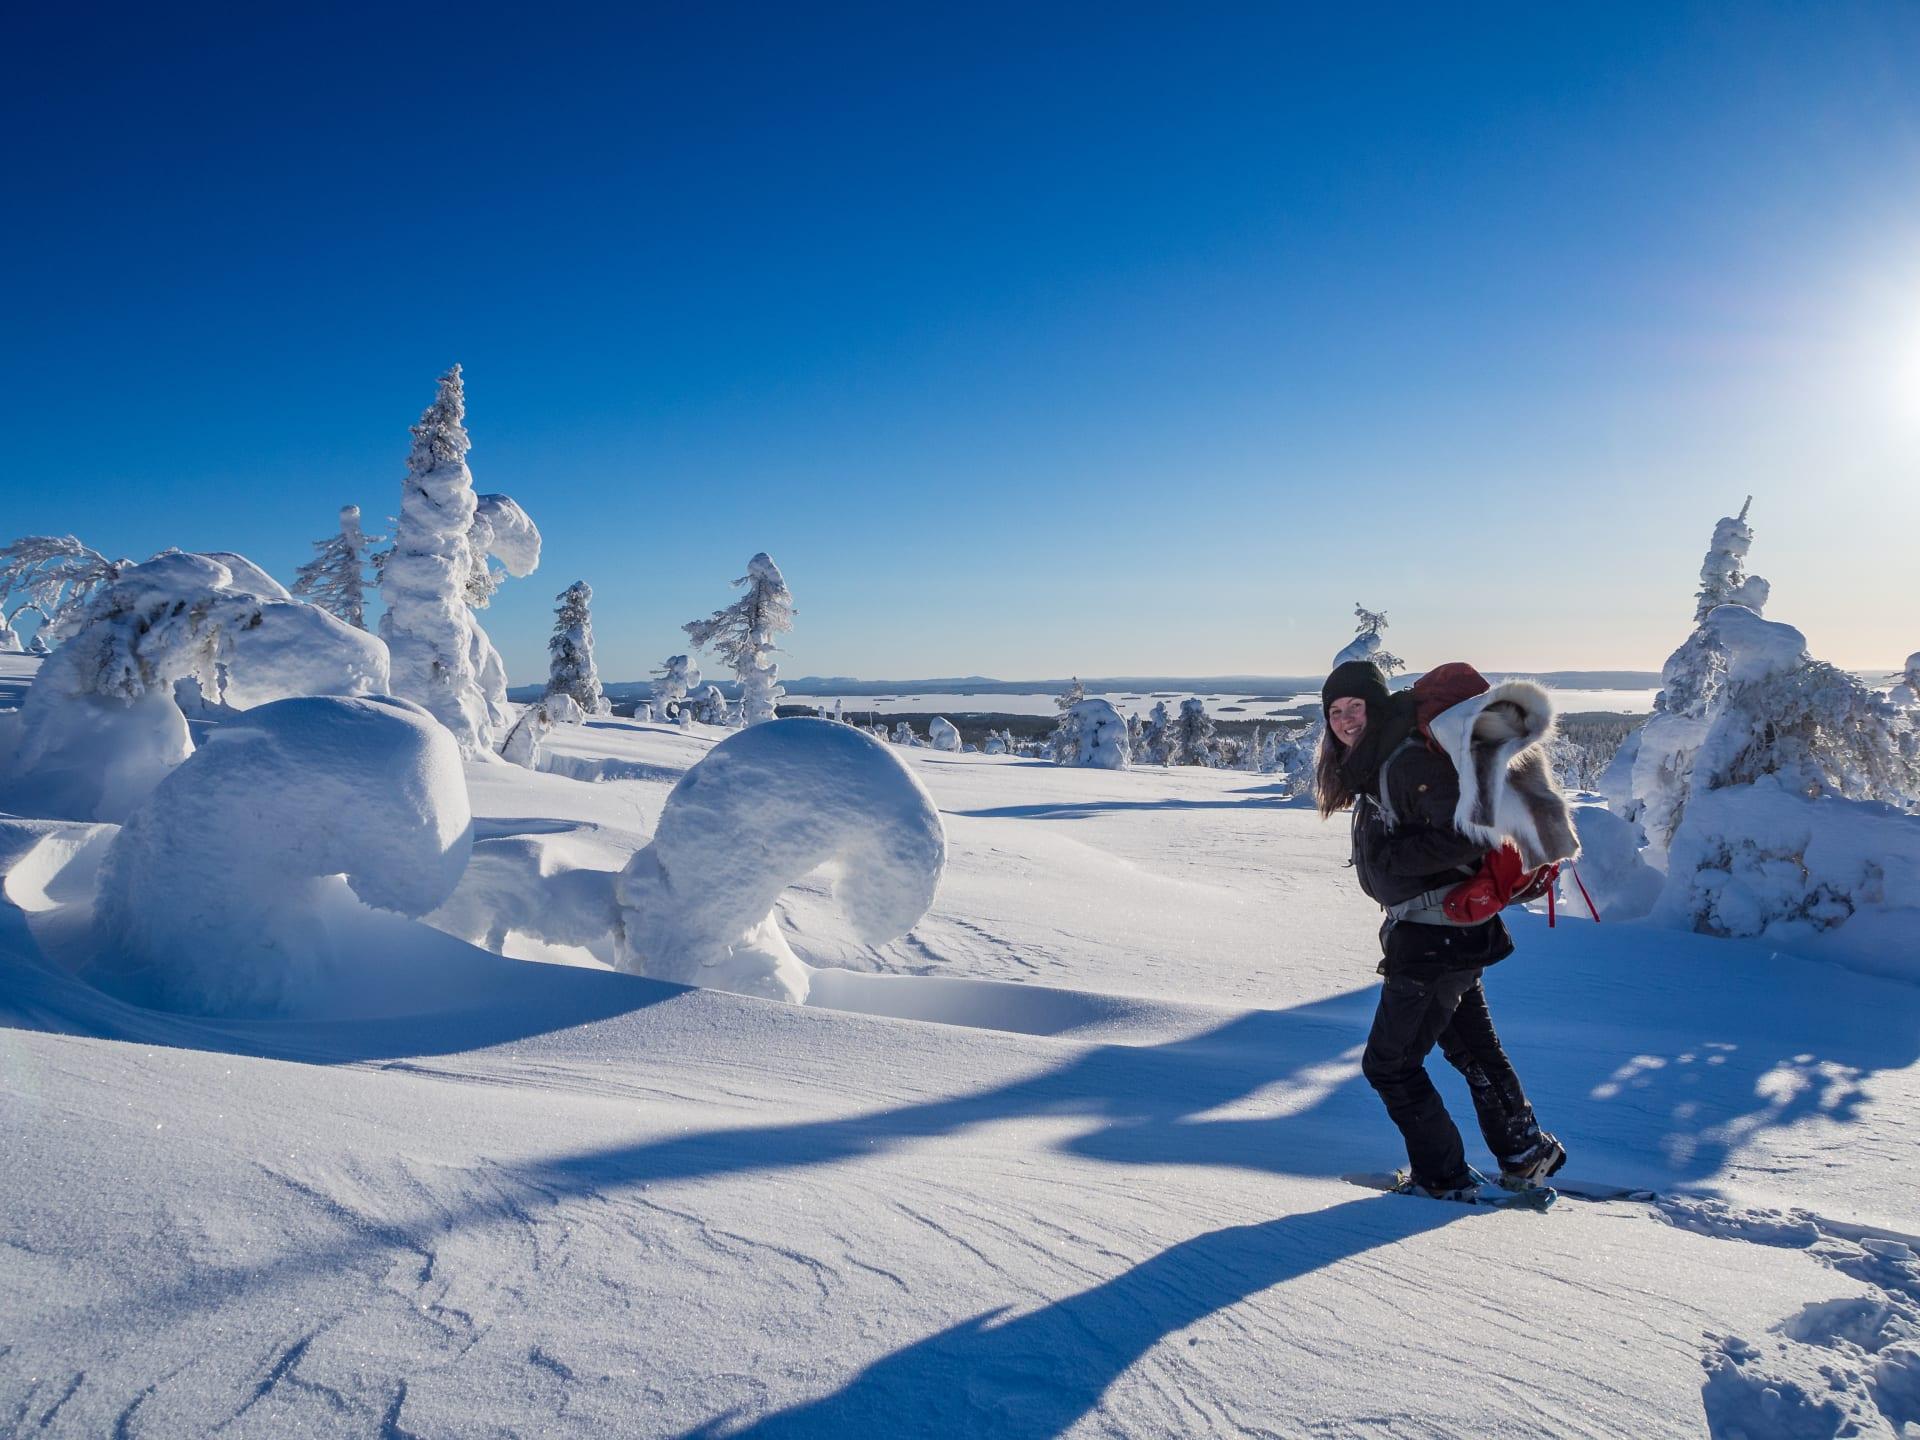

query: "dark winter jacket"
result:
(1347, 734), (1515, 974)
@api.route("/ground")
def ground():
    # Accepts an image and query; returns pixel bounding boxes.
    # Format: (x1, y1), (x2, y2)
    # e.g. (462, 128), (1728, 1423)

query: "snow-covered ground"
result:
(5, 657), (1918, 1438)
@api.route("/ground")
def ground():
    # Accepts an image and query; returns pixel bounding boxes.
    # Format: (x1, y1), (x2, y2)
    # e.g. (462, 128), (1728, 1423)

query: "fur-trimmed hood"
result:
(1425, 678), (1580, 869)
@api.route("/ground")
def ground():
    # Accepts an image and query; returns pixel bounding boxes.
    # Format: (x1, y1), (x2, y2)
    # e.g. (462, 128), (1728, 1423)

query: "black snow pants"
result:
(1360, 965), (1542, 1188)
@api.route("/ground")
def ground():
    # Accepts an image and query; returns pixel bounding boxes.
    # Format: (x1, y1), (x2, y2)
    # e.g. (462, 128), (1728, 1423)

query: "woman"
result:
(1319, 658), (1566, 1200)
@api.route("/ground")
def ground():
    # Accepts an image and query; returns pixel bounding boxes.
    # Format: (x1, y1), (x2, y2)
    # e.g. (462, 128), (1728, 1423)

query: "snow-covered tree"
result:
(1890, 652), (1920, 709)
(1060, 698), (1130, 768)
(1242, 725), (1265, 772)
(0, 551), (388, 821)
(892, 721), (919, 747)
(379, 366), (541, 756)
(683, 553), (795, 726)
(1604, 499), (1772, 854)
(983, 732), (1007, 755)
(543, 580), (607, 715)
(1047, 678), (1088, 763)
(0, 611), (20, 653)
(0, 535), (126, 647)
(1138, 700), (1173, 765)
(696, 684), (730, 725)
(1168, 698), (1216, 766)
(1333, 604), (1406, 675)
(651, 654), (701, 721)
(291, 505), (380, 629)
(1656, 604), (1920, 943)
(928, 716), (962, 752)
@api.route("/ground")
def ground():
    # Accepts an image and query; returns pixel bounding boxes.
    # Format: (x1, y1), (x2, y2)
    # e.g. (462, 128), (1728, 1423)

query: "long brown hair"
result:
(1314, 725), (1353, 819)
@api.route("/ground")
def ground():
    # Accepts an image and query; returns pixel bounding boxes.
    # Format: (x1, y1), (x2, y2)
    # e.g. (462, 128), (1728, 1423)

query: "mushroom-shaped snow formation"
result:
(94, 695), (472, 1015)
(615, 718), (947, 1004)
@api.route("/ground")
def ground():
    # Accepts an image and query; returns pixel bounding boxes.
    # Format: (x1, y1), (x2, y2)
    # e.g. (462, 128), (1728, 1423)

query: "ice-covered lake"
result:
(795, 687), (1662, 719)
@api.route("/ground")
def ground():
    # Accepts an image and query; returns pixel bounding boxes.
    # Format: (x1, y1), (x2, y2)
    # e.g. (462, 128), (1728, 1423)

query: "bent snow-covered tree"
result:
(615, 719), (946, 1004)
(543, 580), (607, 715)
(0, 551), (388, 822)
(683, 553), (795, 725)
(379, 366), (540, 756)
(1333, 604), (1406, 676)
(0, 534), (126, 648)
(291, 505), (380, 629)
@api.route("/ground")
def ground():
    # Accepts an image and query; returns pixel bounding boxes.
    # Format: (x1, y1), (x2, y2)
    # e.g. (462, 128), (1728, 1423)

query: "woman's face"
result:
(1327, 696), (1368, 748)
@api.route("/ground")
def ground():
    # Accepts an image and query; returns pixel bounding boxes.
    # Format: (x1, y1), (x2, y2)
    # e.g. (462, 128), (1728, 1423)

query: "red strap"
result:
(1567, 862), (1601, 923)
(1547, 877), (1556, 927)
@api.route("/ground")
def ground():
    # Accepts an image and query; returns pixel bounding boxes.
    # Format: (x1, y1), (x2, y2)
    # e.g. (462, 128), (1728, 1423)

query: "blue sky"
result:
(4, 4), (1917, 683)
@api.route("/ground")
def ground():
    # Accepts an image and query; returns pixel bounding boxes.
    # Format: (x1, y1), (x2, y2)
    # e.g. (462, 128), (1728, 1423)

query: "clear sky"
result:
(3, 4), (1916, 684)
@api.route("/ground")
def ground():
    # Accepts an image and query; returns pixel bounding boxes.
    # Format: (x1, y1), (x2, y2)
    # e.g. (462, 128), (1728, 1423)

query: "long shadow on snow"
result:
(681, 1196), (1460, 1440)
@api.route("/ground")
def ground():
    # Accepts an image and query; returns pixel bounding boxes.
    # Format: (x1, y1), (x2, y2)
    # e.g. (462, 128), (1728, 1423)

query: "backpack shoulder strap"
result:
(1372, 735), (1424, 831)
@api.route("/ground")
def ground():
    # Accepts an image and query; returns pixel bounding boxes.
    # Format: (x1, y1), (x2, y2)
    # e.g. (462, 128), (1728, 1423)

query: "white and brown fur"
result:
(1424, 679), (1580, 870)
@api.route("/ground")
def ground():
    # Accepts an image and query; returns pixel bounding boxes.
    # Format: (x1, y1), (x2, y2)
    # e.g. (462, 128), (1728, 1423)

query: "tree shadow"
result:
(678, 1197), (1462, 1439)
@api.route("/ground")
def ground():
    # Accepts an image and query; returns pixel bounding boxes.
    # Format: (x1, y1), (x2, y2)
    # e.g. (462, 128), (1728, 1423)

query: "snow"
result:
(615, 718), (946, 1003)
(928, 715), (961, 751)
(4, 665), (1920, 1437)
(91, 695), (471, 1015)
(0, 550), (387, 821)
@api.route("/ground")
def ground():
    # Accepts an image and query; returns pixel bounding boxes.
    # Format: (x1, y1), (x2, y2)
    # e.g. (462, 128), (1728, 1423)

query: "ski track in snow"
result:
(2, 682), (1918, 1437)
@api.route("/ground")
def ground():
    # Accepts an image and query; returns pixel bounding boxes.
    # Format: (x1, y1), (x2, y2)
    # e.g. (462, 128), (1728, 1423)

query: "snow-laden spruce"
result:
(0, 551), (388, 821)
(543, 580), (607, 716)
(498, 691), (587, 768)
(1168, 697), (1217, 766)
(683, 552), (794, 725)
(1331, 604), (1406, 676)
(928, 716), (962, 752)
(291, 505), (380, 629)
(379, 367), (541, 756)
(1646, 605), (1920, 964)
(1061, 698), (1129, 768)
(614, 718), (946, 1004)
(1047, 678), (1087, 762)
(93, 695), (472, 1015)
(1891, 651), (1920, 709)
(1604, 498), (1771, 855)
(650, 654), (701, 722)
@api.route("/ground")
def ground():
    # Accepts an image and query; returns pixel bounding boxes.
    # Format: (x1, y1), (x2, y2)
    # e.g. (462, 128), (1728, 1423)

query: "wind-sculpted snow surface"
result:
(615, 718), (946, 1003)
(94, 695), (472, 1015)
(0, 551), (388, 820)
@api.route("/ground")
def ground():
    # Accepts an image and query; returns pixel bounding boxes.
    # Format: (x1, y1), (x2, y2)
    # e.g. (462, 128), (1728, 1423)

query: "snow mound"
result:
(929, 716), (961, 752)
(1563, 804), (1663, 921)
(0, 551), (388, 821)
(1654, 778), (1920, 980)
(615, 718), (946, 1003)
(93, 695), (472, 1015)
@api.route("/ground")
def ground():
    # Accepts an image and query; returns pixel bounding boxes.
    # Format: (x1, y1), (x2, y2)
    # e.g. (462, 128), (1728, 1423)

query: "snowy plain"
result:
(4, 653), (1919, 1438)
